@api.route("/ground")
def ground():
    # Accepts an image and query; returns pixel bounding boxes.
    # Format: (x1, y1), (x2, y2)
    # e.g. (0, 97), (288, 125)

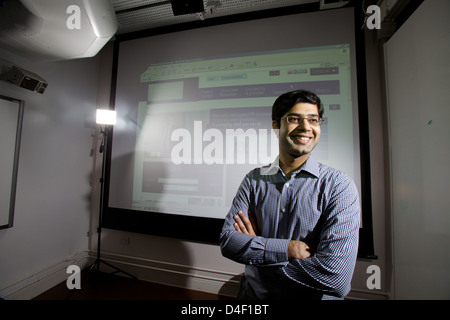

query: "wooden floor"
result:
(33, 270), (234, 300)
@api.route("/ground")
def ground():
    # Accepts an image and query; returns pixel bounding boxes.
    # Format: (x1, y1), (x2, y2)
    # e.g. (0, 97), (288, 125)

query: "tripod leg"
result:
(97, 259), (138, 280)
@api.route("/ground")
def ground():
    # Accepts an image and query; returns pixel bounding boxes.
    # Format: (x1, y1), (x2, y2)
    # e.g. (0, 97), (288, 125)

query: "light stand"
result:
(89, 110), (136, 279)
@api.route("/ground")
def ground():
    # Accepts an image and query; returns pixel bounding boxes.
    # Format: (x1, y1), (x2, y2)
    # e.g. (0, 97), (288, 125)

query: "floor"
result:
(33, 270), (234, 300)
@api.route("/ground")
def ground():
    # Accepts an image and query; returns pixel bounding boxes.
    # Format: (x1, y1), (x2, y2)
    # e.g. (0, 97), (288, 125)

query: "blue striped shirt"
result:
(219, 156), (360, 299)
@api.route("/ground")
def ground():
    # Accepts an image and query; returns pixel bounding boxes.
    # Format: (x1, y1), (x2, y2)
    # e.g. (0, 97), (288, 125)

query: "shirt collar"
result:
(260, 155), (320, 178)
(298, 155), (320, 178)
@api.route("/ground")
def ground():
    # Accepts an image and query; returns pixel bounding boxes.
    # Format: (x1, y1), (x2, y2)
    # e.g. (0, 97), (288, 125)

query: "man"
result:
(219, 89), (360, 300)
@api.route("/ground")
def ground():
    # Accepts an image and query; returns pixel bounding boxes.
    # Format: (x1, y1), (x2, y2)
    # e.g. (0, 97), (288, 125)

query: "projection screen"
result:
(103, 5), (375, 256)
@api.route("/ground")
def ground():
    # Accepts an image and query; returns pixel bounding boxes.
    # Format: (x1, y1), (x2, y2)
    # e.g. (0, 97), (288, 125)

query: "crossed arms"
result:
(233, 210), (313, 260)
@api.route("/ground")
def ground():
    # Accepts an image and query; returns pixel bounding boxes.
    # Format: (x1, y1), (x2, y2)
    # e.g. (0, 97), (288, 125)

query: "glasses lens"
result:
(287, 116), (299, 124)
(283, 116), (322, 126)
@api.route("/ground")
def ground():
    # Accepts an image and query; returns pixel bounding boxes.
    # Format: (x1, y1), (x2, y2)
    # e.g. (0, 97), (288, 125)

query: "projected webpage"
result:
(131, 45), (356, 219)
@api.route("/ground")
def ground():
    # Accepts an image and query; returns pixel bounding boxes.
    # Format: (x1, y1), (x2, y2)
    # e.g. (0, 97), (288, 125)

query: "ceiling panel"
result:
(112, 0), (319, 34)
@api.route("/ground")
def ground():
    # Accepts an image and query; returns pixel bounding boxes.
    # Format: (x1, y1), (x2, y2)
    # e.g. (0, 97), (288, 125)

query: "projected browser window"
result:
(131, 45), (356, 219)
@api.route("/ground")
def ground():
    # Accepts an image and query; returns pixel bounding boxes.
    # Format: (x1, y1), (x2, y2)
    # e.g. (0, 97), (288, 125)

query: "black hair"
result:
(272, 90), (324, 126)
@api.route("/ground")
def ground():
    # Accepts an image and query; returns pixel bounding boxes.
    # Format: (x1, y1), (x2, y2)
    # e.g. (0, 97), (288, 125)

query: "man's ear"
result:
(272, 120), (279, 130)
(272, 120), (279, 137)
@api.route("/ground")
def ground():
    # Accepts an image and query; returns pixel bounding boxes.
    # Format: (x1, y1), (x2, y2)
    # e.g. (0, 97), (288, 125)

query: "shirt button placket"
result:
(278, 182), (290, 238)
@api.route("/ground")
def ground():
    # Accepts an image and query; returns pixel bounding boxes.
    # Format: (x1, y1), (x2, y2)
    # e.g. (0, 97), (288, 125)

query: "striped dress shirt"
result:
(219, 156), (360, 299)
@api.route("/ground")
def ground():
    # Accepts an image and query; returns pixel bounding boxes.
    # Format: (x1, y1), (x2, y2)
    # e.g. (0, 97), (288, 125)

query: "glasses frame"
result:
(280, 114), (324, 126)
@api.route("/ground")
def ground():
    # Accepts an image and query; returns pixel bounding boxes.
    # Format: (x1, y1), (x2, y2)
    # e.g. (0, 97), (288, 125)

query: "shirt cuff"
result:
(264, 238), (290, 265)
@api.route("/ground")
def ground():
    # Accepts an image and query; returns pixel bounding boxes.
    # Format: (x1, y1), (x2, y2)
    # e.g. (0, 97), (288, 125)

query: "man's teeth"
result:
(297, 137), (310, 140)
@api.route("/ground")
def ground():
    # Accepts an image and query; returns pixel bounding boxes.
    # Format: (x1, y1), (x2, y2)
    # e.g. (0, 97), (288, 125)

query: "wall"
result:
(384, 0), (450, 299)
(0, 48), (99, 299)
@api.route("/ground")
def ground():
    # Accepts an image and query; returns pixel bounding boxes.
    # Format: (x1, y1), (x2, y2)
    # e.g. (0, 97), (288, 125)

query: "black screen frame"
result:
(101, 1), (377, 258)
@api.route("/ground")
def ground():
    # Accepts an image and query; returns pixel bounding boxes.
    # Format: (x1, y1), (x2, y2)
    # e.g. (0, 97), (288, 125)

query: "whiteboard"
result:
(0, 95), (24, 229)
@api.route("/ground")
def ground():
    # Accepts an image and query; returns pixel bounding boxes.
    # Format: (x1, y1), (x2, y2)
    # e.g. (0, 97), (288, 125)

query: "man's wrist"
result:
(265, 238), (290, 264)
(287, 240), (312, 260)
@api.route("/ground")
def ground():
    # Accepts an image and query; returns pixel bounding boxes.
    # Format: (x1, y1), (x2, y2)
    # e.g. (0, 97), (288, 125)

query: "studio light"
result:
(96, 109), (116, 125)
(90, 108), (135, 279)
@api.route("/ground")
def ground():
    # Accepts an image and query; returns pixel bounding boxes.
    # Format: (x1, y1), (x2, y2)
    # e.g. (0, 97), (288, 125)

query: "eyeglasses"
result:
(280, 114), (323, 126)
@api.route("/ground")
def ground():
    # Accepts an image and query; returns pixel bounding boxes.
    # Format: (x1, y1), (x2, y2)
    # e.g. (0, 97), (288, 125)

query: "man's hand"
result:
(234, 211), (313, 260)
(233, 210), (259, 237)
(288, 240), (313, 260)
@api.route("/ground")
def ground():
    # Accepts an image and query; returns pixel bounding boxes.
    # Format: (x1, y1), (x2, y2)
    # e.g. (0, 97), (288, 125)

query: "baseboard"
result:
(96, 251), (241, 298)
(346, 288), (391, 300)
(0, 251), (92, 300)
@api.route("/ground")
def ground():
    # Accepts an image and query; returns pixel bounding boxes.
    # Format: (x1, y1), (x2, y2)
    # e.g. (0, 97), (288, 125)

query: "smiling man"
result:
(219, 89), (360, 300)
